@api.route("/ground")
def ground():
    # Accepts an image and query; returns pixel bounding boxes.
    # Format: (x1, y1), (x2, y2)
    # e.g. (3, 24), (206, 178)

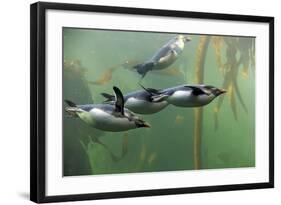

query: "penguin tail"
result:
(64, 99), (77, 107)
(101, 93), (115, 102)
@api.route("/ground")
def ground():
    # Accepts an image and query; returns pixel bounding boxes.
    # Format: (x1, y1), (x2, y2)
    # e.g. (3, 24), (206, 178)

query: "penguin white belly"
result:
(156, 41), (184, 70)
(156, 53), (177, 69)
(125, 98), (168, 114)
(167, 90), (212, 107)
(154, 51), (179, 71)
(78, 108), (135, 132)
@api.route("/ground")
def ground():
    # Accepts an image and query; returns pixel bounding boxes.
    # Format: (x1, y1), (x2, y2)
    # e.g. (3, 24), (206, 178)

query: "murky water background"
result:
(63, 28), (255, 176)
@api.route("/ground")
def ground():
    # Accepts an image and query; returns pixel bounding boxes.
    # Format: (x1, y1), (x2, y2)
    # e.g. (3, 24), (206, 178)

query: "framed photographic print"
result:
(30, 1), (274, 203)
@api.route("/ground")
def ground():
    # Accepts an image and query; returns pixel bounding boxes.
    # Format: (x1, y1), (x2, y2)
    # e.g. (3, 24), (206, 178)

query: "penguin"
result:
(101, 85), (169, 114)
(134, 35), (191, 78)
(65, 86), (150, 132)
(149, 84), (227, 107)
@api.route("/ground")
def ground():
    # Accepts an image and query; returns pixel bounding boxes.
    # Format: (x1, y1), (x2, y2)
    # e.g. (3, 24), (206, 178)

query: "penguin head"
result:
(203, 85), (227, 97)
(176, 35), (191, 43)
(214, 88), (227, 97)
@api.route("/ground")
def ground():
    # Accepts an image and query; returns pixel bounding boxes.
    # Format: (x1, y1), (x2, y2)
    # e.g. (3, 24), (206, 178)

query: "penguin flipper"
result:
(139, 84), (161, 95)
(101, 93), (115, 102)
(146, 88), (161, 95)
(151, 94), (169, 102)
(113, 86), (125, 115)
(65, 99), (77, 107)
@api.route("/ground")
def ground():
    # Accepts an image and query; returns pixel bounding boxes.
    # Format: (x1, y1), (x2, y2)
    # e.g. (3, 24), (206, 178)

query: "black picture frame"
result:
(30, 1), (274, 203)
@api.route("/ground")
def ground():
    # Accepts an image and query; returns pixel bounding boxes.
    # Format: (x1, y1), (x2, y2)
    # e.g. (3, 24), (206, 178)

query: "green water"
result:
(63, 28), (255, 176)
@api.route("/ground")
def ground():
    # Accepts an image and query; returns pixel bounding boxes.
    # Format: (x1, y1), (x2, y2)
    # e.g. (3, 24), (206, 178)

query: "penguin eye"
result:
(215, 89), (222, 96)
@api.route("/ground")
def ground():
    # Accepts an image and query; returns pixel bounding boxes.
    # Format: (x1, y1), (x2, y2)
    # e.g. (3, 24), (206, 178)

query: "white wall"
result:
(0, 0), (278, 204)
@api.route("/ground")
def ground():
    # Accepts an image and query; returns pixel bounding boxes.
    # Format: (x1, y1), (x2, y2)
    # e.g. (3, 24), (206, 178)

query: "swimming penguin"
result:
(134, 35), (191, 78)
(101, 85), (169, 114)
(149, 84), (226, 107)
(65, 86), (150, 132)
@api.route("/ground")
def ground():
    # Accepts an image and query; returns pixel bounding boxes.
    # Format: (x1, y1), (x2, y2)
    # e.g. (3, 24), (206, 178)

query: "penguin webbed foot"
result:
(138, 69), (149, 80)
(134, 62), (155, 78)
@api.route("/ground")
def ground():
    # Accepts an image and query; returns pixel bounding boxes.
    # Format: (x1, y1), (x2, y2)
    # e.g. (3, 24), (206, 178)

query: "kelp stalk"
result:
(193, 36), (210, 169)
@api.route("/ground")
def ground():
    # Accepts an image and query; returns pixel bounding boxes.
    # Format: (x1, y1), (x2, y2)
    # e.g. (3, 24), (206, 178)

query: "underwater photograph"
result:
(63, 28), (255, 176)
